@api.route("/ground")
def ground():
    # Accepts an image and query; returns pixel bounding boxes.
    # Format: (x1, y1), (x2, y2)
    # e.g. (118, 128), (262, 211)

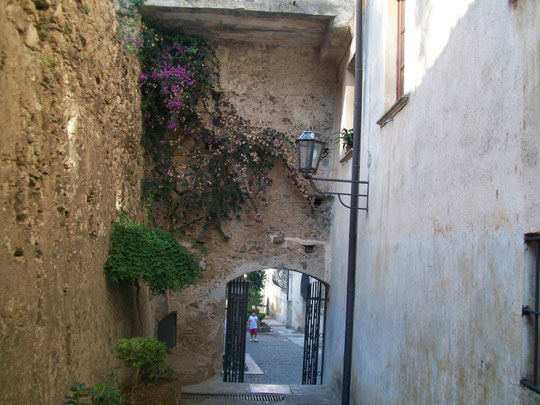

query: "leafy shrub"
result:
(93, 378), (124, 405)
(104, 218), (202, 294)
(64, 382), (94, 405)
(114, 337), (167, 383)
(64, 374), (123, 405)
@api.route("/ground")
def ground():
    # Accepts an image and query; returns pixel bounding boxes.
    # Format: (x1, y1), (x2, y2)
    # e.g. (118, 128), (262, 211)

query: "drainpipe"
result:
(341, 0), (363, 403)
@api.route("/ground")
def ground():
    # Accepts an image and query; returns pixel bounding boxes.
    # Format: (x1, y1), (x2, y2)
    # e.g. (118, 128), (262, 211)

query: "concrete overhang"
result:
(140, 0), (353, 63)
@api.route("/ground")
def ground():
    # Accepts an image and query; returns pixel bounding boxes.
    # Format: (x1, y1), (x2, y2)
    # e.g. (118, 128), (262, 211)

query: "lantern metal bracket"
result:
(308, 177), (369, 211)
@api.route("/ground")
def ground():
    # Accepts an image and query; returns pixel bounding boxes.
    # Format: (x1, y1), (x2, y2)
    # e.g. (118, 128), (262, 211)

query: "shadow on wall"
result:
(324, 0), (540, 403)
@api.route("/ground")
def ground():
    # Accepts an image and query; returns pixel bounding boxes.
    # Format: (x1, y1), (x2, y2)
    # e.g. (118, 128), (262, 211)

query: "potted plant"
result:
(334, 128), (353, 152)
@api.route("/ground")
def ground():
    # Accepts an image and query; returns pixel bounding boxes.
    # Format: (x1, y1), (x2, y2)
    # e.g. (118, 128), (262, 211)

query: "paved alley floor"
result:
(179, 319), (341, 404)
(244, 318), (305, 384)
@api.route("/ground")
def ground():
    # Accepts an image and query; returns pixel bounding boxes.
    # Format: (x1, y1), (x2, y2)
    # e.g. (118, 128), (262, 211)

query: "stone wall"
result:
(161, 41), (337, 382)
(0, 0), (143, 403)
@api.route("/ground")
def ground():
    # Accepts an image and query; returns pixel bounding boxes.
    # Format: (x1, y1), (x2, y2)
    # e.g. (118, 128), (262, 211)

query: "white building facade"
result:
(324, 0), (540, 403)
(263, 269), (312, 332)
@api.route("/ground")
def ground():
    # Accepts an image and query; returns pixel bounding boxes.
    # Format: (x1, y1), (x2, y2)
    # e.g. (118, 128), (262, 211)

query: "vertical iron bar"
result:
(308, 283), (313, 384)
(229, 280), (236, 382)
(320, 284), (328, 384)
(534, 241), (539, 385)
(240, 279), (249, 382)
(307, 283), (311, 383)
(224, 281), (232, 382)
(342, 0), (363, 402)
(307, 283), (312, 384)
(227, 282), (232, 382)
(230, 281), (234, 382)
(234, 279), (239, 382)
(303, 283), (311, 384)
(234, 279), (240, 382)
(310, 283), (316, 383)
(302, 287), (307, 383)
(315, 281), (322, 384)
(223, 284), (228, 381)
(313, 281), (321, 385)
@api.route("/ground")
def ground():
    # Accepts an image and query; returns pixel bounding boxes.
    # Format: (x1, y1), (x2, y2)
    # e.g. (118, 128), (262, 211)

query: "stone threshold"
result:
(182, 381), (339, 396)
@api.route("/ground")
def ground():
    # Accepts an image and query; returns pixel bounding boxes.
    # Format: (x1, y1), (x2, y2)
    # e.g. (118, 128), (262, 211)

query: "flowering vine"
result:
(125, 20), (309, 236)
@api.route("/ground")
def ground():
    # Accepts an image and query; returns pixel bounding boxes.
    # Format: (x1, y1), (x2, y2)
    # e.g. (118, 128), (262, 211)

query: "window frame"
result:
(396, 0), (405, 99)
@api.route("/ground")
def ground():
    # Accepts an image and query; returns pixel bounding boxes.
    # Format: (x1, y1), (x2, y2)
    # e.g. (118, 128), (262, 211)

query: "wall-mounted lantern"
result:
(295, 130), (326, 179)
(295, 130), (368, 211)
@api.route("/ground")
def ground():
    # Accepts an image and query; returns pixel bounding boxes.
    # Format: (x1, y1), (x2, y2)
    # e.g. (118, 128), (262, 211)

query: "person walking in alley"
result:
(247, 311), (260, 342)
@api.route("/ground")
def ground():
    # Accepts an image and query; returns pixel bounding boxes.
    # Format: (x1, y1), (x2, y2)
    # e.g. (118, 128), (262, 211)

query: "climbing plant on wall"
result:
(104, 217), (202, 294)
(118, 5), (310, 237)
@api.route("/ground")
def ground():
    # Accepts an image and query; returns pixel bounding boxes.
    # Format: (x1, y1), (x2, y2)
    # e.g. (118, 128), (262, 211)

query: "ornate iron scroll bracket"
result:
(308, 177), (369, 211)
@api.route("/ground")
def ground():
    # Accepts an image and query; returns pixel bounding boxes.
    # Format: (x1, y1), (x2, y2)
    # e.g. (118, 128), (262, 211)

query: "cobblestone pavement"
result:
(244, 319), (304, 385)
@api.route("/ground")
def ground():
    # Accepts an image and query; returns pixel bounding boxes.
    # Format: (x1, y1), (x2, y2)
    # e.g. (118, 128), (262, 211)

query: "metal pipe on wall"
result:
(341, 0), (363, 403)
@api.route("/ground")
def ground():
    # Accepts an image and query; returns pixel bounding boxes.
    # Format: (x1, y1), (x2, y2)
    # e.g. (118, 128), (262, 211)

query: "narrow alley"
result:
(181, 319), (339, 404)
(244, 319), (304, 385)
(2, 0), (539, 404)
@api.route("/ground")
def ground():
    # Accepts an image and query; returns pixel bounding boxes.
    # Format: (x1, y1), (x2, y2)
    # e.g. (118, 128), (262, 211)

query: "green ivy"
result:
(104, 218), (202, 295)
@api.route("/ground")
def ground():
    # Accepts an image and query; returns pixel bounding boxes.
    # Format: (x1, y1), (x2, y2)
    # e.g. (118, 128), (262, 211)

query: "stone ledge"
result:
(141, 0), (354, 63)
(339, 148), (353, 163)
(376, 93), (409, 128)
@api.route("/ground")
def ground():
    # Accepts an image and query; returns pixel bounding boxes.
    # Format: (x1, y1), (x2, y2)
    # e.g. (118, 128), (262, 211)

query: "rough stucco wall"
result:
(326, 0), (540, 403)
(163, 41), (337, 382)
(0, 1), (143, 403)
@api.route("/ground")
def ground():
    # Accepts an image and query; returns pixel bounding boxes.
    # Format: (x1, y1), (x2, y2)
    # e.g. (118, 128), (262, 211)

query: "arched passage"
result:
(222, 268), (328, 385)
(166, 240), (330, 385)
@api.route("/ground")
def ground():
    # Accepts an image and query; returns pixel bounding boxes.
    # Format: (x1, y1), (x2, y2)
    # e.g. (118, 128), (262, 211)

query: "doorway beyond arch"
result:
(222, 268), (328, 385)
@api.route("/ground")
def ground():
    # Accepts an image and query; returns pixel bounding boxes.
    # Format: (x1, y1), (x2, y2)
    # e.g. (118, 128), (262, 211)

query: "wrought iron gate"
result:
(302, 280), (327, 385)
(223, 277), (250, 382)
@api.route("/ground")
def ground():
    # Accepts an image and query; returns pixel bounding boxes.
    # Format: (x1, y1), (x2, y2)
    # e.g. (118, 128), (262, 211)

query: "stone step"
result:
(181, 382), (340, 404)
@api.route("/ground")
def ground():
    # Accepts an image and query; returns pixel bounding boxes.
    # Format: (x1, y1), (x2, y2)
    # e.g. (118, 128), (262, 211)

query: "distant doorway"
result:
(222, 270), (327, 385)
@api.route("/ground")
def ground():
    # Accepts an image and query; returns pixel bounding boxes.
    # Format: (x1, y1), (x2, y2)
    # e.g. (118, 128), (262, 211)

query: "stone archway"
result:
(224, 239), (329, 284)
(165, 236), (330, 384)
(152, 162), (333, 384)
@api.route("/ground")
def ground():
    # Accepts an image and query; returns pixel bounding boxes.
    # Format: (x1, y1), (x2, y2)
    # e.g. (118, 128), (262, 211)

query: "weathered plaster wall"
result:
(325, 0), (540, 403)
(0, 1), (143, 403)
(165, 41), (337, 382)
(216, 41), (336, 138)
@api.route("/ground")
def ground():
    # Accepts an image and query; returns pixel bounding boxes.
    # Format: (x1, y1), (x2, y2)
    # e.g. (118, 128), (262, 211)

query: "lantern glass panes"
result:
(295, 131), (327, 178)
